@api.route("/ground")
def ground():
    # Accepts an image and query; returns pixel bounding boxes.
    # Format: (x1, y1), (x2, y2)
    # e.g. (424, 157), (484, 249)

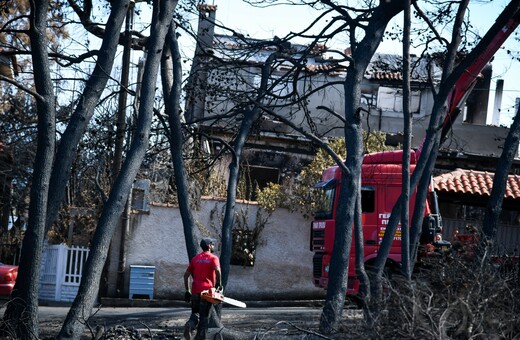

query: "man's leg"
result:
(194, 299), (212, 340)
(184, 295), (201, 340)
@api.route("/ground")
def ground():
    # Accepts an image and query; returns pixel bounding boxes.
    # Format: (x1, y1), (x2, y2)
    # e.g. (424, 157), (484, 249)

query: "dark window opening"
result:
(243, 165), (279, 201)
(361, 186), (375, 213)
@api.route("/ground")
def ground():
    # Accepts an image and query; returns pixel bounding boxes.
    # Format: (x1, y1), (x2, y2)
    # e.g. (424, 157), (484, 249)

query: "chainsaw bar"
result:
(200, 289), (247, 308)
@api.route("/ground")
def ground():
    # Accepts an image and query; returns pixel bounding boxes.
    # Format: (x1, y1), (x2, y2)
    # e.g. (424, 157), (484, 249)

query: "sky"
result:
(204, 0), (520, 127)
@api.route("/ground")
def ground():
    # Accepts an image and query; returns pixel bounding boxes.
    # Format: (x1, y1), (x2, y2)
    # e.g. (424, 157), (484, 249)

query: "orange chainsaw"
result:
(200, 288), (247, 308)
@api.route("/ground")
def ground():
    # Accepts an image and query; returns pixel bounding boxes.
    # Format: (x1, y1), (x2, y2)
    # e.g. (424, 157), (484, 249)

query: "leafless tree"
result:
(372, 0), (520, 305)
(160, 24), (200, 261)
(57, 2), (179, 338)
(0, 0), (180, 338)
(1, 1), (57, 337)
(400, 0), (412, 281)
(317, 1), (408, 333)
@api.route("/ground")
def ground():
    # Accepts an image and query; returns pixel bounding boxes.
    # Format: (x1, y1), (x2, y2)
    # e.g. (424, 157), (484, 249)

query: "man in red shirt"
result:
(183, 238), (222, 340)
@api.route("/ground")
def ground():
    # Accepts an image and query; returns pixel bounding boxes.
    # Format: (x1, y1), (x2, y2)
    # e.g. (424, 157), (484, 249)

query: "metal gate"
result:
(39, 243), (89, 302)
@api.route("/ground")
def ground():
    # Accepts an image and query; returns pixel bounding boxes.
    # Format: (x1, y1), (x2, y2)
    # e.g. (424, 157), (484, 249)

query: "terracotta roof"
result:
(434, 169), (520, 200)
(198, 4), (217, 12)
(305, 64), (345, 73)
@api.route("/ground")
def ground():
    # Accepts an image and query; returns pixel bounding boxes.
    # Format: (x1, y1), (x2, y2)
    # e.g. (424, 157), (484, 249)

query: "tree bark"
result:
(482, 107), (520, 239)
(319, 1), (406, 333)
(57, 1), (178, 338)
(2, 0), (56, 338)
(45, 0), (131, 231)
(161, 25), (199, 260)
(400, 0), (412, 280)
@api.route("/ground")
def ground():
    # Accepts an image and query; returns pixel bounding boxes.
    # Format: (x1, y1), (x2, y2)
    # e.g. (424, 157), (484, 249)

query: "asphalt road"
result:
(38, 305), (190, 322)
(0, 303), (363, 339)
(37, 305), (330, 339)
(37, 305), (328, 326)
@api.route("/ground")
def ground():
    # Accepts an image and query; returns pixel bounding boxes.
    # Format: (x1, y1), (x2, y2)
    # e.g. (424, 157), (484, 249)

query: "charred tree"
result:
(1, 0), (56, 337)
(482, 107), (520, 239)
(319, 0), (407, 334)
(57, 1), (178, 338)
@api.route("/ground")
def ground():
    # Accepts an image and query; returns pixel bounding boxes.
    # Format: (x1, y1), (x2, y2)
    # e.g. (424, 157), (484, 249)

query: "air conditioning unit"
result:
(131, 179), (150, 212)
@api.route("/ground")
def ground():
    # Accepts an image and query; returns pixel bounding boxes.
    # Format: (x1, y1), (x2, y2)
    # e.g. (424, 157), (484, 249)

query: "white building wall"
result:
(120, 199), (325, 301)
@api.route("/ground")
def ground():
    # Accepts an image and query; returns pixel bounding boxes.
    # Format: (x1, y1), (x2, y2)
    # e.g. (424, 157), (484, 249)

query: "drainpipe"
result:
(378, 107), (383, 131)
(116, 192), (132, 297)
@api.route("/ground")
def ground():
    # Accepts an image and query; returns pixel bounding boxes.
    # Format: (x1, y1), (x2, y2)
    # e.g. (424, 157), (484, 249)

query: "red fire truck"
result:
(311, 149), (444, 293)
(310, 2), (520, 294)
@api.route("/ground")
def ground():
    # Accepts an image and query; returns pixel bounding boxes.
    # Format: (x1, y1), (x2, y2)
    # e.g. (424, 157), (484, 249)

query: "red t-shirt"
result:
(187, 251), (220, 294)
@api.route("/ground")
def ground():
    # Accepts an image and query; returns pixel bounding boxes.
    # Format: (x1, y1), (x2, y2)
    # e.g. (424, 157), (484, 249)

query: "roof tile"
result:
(434, 169), (520, 199)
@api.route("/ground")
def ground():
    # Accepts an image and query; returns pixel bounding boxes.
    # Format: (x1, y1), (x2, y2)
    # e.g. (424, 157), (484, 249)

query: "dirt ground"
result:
(37, 307), (364, 339)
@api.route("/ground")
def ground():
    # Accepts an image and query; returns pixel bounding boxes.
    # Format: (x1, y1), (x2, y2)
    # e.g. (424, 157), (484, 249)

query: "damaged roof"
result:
(365, 53), (442, 83)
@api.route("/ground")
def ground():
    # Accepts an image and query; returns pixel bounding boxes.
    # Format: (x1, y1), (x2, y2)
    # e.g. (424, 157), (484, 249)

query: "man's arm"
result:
(215, 267), (222, 289)
(184, 270), (191, 292)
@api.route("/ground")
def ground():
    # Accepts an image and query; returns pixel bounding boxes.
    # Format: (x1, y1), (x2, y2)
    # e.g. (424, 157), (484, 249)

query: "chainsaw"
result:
(200, 288), (247, 308)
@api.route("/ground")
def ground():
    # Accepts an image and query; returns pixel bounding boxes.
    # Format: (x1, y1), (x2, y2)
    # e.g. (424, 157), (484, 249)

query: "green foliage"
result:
(255, 182), (283, 213)
(257, 131), (394, 217)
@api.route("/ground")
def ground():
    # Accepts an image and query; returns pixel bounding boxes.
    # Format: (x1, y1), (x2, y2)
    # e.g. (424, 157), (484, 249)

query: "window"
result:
(377, 86), (421, 114)
(314, 179), (336, 220)
(361, 186), (375, 213)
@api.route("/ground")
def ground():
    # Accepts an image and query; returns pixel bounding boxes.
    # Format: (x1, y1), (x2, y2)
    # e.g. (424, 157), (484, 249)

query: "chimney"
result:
(195, 4), (217, 56)
(492, 79), (504, 126)
(184, 4), (217, 124)
(464, 63), (492, 125)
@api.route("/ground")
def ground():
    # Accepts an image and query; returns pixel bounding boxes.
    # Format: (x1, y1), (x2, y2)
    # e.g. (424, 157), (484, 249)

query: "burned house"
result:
(184, 5), (518, 198)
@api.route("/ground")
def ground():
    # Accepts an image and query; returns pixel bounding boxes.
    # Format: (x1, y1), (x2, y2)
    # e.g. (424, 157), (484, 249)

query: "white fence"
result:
(39, 243), (89, 302)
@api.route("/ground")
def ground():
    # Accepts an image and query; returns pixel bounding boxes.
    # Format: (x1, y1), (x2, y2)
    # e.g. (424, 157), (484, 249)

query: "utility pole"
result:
(112, 1), (135, 178)
(103, 0), (135, 299)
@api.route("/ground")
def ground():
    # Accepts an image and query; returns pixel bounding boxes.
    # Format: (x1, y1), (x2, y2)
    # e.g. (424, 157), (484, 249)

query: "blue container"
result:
(129, 265), (155, 299)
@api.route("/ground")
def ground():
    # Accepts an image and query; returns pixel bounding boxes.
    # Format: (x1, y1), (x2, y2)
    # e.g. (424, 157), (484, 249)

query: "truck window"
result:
(361, 186), (375, 213)
(314, 179), (336, 219)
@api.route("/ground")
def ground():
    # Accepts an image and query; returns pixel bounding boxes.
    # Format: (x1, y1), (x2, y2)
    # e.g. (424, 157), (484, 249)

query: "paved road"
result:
(38, 305), (327, 325)
(1, 303), (363, 339)
(36, 305), (335, 339)
(38, 305), (190, 322)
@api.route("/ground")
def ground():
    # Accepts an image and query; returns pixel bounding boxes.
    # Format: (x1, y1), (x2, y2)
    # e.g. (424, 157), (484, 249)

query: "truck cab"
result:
(311, 149), (444, 294)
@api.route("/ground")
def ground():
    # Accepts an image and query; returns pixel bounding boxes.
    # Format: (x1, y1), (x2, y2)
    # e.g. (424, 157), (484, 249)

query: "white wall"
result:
(118, 199), (325, 300)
